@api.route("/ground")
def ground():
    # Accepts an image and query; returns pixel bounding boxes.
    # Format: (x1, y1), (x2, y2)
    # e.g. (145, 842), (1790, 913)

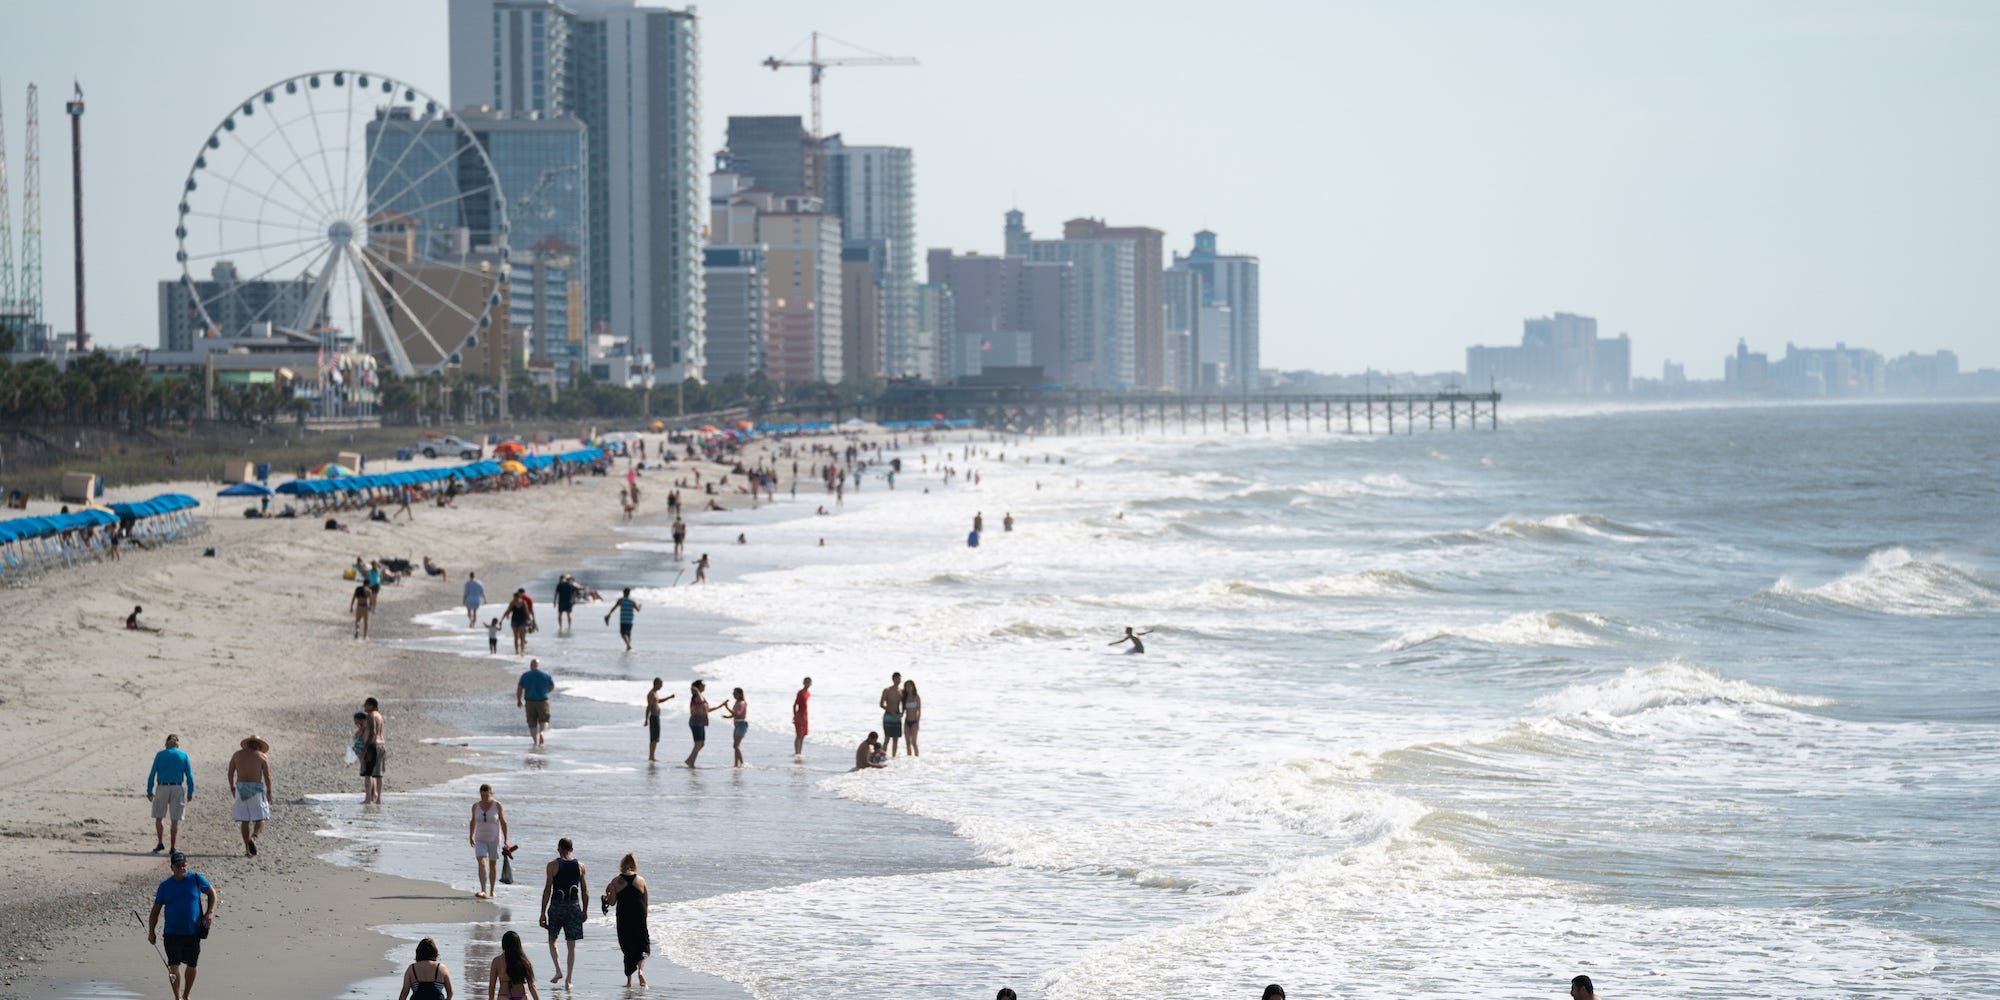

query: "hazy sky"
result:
(5, 0), (1996, 377)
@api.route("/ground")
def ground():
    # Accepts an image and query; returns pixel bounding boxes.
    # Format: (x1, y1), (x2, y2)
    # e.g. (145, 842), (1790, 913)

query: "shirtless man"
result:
(1109, 626), (1153, 654)
(642, 678), (675, 762)
(360, 698), (387, 804)
(879, 672), (905, 757)
(854, 732), (886, 770)
(225, 736), (272, 857)
(671, 517), (687, 561)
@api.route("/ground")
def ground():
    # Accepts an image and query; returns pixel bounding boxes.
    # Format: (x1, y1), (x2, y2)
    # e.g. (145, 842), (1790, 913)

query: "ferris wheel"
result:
(174, 70), (510, 376)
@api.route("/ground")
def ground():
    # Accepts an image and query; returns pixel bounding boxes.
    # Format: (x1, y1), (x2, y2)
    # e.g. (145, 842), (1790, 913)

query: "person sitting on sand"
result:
(423, 556), (446, 580)
(1109, 626), (1153, 654)
(126, 606), (161, 633)
(855, 732), (887, 770)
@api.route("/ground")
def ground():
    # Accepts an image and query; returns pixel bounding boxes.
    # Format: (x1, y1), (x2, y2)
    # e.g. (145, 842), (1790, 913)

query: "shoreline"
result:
(3, 429), (986, 999)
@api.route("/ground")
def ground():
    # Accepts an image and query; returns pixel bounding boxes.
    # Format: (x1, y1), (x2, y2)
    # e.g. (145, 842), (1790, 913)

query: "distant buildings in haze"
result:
(1466, 313), (1630, 396)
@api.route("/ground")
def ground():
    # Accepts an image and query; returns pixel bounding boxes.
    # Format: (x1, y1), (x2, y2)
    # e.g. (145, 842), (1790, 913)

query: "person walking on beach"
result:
(671, 516), (687, 560)
(350, 582), (372, 639)
(361, 698), (387, 805)
(487, 617), (502, 655)
(1110, 626), (1153, 654)
(147, 851), (217, 1000)
(973, 512), (984, 534)
(538, 838), (588, 988)
(684, 680), (711, 767)
(505, 590), (536, 655)
(791, 677), (812, 758)
(146, 734), (193, 854)
(489, 930), (542, 1000)
(601, 853), (651, 987)
(901, 680), (923, 758)
(879, 671), (905, 758)
(463, 571), (485, 627)
(719, 687), (750, 767)
(693, 553), (709, 584)
(226, 736), (272, 857)
(396, 937), (454, 1000)
(605, 587), (641, 650)
(643, 678), (674, 762)
(469, 783), (510, 899)
(555, 575), (579, 632)
(518, 659), (555, 748)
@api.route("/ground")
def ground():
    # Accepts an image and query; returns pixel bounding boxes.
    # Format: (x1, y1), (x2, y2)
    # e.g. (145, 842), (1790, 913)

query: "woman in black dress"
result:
(601, 852), (651, 987)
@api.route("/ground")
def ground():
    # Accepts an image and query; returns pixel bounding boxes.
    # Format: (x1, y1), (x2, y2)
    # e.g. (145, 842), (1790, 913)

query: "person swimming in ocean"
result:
(1109, 627), (1153, 654)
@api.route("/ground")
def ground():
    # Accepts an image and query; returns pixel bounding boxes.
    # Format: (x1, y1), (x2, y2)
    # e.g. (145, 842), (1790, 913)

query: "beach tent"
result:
(219, 482), (274, 497)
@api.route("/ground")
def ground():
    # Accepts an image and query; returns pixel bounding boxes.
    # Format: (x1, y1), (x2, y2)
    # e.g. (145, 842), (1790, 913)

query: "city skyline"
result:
(3, 1), (1998, 378)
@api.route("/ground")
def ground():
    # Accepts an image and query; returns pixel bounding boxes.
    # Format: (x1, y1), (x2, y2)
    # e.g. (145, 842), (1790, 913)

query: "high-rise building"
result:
(464, 109), (589, 372)
(1162, 265), (1202, 390)
(157, 262), (323, 352)
(702, 246), (769, 380)
(1064, 218), (1164, 389)
(448, 0), (704, 382)
(1008, 215), (1133, 389)
(449, 0), (573, 116)
(926, 249), (1073, 383)
(915, 282), (954, 382)
(505, 253), (582, 378)
(758, 196), (843, 384)
(1467, 312), (1628, 395)
(1172, 230), (1259, 389)
(840, 243), (884, 380)
(725, 116), (819, 197)
(823, 138), (918, 378)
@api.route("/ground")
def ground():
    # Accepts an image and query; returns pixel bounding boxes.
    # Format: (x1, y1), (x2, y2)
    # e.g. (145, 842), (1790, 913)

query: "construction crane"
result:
(762, 31), (916, 140)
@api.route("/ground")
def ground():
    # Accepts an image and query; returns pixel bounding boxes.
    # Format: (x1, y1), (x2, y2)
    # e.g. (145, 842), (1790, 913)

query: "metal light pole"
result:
(65, 82), (83, 352)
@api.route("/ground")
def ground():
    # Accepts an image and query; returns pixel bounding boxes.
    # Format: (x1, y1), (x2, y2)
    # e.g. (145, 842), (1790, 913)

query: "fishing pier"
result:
(870, 386), (1502, 436)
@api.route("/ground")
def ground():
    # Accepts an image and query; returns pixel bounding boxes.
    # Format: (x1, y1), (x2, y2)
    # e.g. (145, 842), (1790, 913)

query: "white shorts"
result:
(151, 784), (187, 822)
(231, 782), (270, 822)
(474, 839), (501, 859)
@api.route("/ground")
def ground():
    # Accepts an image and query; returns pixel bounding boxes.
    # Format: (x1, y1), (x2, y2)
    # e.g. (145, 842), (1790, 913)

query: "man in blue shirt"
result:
(463, 571), (486, 627)
(146, 734), (194, 854)
(148, 851), (218, 1000)
(517, 658), (555, 747)
(603, 587), (641, 651)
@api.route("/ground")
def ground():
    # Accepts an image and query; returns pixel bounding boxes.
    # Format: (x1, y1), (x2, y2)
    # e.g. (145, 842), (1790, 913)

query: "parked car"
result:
(417, 435), (484, 460)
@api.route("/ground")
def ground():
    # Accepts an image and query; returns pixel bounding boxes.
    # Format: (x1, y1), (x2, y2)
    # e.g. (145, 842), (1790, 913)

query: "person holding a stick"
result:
(146, 850), (217, 1000)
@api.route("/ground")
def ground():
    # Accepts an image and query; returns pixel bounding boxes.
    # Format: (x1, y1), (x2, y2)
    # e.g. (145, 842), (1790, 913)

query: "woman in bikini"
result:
(396, 937), (454, 1000)
(487, 930), (540, 1000)
(901, 680), (922, 757)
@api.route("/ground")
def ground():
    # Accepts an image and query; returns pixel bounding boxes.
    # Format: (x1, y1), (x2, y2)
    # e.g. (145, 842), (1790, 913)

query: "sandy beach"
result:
(0, 440), (812, 998)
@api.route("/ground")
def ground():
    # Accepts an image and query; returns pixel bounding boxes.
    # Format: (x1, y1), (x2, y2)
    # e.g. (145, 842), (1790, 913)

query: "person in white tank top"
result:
(468, 783), (510, 898)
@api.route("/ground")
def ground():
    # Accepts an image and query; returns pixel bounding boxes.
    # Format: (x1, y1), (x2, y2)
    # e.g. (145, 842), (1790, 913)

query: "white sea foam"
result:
(1039, 836), (1955, 999)
(1425, 512), (1666, 546)
(1531, 660), (1835, 718)
(1380, 611), (1613, 650)
(1770, 547), (2000, 617)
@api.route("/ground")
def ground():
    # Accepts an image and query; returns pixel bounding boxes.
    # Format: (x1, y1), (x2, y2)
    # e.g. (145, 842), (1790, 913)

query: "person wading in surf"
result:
(1109, 626), (1153, 654)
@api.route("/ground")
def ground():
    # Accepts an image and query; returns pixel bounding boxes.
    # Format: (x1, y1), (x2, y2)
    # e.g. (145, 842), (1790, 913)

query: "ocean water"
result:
(324, 401), (1999, 998)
